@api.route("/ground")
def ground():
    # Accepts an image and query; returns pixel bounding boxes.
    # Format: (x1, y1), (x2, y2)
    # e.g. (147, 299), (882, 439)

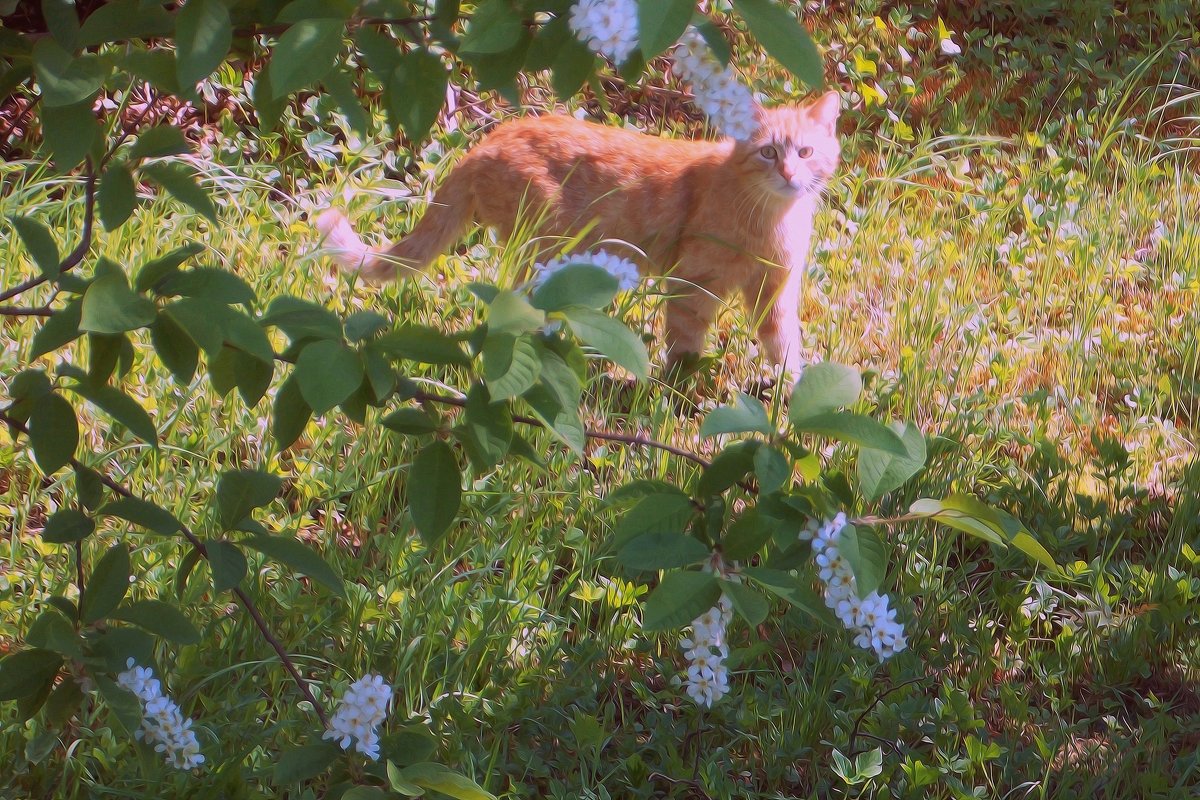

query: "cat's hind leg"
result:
(662, 282), (721, 371)
(742, 267), (805, 383)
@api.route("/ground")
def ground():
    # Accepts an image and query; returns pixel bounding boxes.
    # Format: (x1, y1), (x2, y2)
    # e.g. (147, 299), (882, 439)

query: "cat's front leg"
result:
(663, 287), (720, 372)
(744, 268), (805, 384)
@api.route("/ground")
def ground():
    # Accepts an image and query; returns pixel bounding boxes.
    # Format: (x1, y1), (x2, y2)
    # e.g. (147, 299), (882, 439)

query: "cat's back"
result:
(470, 114), (723, 173)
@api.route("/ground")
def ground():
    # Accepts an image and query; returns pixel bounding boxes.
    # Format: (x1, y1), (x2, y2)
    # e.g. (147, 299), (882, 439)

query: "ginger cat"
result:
(318, 92), (841, 378)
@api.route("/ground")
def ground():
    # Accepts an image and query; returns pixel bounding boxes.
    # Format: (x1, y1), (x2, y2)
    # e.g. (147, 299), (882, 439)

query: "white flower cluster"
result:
(116, 659), (205, 770)
(534, 250), (641, 292)
(568, 0), (639, 65)
(323, 674), (393, 760)
(805, 513), (908, 661)
(671, 29), (759, 141)
(681, 594), (733, 707)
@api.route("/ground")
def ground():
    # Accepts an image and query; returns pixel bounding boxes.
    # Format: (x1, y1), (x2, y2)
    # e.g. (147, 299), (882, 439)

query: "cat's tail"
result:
(315, 168), (477, 282)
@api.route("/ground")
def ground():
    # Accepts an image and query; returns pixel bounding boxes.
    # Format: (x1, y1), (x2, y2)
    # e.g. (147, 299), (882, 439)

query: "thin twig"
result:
(0, 168), (97, 304)
(0, 410), (331, 728)
(0, 306), (53, 317)
(413, 389), (713, 468)
(846, 675), (929, 757)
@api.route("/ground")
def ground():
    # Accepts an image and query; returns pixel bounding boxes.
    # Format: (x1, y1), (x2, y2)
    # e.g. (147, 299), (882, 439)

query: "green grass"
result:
(4, 35), (1200, 800)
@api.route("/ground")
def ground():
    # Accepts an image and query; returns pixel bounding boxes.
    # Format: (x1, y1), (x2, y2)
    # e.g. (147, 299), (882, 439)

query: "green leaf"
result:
(243, 534), (345, 597)
(488, 290), (545, 335)
(156, 267), (256, 306)
(294, 340), (365, 414)
(788, 362), (862, 423)
(207, 540), (247, 591)
(753, 445), (791, 493)
(274, 742), (341, 784)
(98, 496), (181, 535)
(175, 0), (232, 86)
(40, 99), (100, 171)
(111, 600), (201, 645)
(695, 19), (731, 64)
(551, 35), (595, 98)
(133, 242), (204, 292)
(0, 649), (63, 701)
(483, 334), (541, 400)
(69, 382), (157, 444)
(372, 325), (469, 365)
(700, 392), (773, 437)
(94, 675), (142, 734)
(456, 383), (512, 470)
(27, 609), (81, 658)
(409, 440), (461, 545)
(77, 0), (173, 47)
(341, 789), (388, 800)
(642, 571), (720, 632)
(344, 310), (389, 342)
(522, 384), (585, 453)
(42, 0), (80, 50)
(99, 162), (138, 231)
(272, 376), (312, 449)
(697, 440), (759, 497)
(721, 579), (770, 626)
(402, 762), (497, 800)
(722, 507), (776, 561)
(742, 566), (835, 625)
(323, 68), (370, 137)
(74, 464), (104, 510)
(382, 407), (441, 435)
(530, 263), (618, 312)
(82, 544), (131, 623)
(142, 162), (218, 222)
(33, 38), (108, 106)
(791, 412), (907, 455)
(127, 125), (190, 162)
(732, 0), (824, 88)
(117, 48), (183, 94)
(10, 216), (60, 279)
(150, 312), (200, 383)
(389, 48), (448, 143)
(269, 19), (344, 98)
(28, 393), (78, 474)
(617, 532), (710, 571)
(80, 272), (157, 334)
(381, 726), (438, 767)
(637, 0), (693, 58)
(612, 492), (694, 550)
(42, 508), (94, 544)
(461, 0), (523, 54)
(216, 469), (282, 530)
(837, 524), (886, 596)
(857, 422), (926, 501)
(262, 296), (343, 341)
(910, 496), (1056, 570)
(561, 306), (649, 380)
(30, 299), (83, 358)
(43, 676), (84, 727)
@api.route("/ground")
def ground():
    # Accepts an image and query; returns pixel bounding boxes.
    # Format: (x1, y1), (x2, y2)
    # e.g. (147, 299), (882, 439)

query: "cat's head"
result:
(735, 92), (841, 200)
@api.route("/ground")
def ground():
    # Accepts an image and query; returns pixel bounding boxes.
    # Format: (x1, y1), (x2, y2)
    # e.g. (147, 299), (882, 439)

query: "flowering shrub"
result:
(0, 0), (1059, 795)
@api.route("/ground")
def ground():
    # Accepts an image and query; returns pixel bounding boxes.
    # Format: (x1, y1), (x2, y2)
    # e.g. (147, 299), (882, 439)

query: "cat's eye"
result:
(758, 145), (778, 160)
(798, 145), (814, 158)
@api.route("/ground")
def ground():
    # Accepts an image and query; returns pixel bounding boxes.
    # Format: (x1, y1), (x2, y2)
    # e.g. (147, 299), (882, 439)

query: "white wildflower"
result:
(1020, 579), (1060, 622)
(569, 0), (639, 65)
(806, 515), (907, 661)
(671, 29), (759, 141)
(940, 36), (961, 56)
(323, 674), (393, 761)
(533, 250), (641, 292)
(681, 594), (733, 707)
(116, 659), (205, 771)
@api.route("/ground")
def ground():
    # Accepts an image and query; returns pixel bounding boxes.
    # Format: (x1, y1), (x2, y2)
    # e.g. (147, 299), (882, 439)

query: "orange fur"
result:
(321, 93), (841, 375)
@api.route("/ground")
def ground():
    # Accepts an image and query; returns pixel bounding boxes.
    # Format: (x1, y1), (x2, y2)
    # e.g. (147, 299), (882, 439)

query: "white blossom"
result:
(671, 29), (759, 141)
(569, 0), (639, 64)
(681, 594), (733, 707)
(940, 37), (961, 56)
(323, 674), (393, 761)
(806, 514), (907, 661)
(116, 659), (205, 770)
(533, 250), (641, 292)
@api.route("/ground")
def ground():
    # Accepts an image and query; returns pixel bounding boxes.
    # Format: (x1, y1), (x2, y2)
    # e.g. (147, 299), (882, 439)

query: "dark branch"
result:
(413, 389), (713, 469)
(0, 410), (332, 729)
(0, 168), (98, 304)
(0, 306), (53, 317)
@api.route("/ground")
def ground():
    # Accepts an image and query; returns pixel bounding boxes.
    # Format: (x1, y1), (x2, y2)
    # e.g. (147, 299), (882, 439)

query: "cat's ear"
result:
(809, 91), (840, 133)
